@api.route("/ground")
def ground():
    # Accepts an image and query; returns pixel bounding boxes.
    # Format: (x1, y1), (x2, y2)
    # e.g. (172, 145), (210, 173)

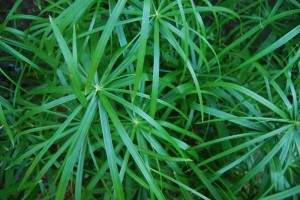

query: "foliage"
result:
(0, 0), (299, 199)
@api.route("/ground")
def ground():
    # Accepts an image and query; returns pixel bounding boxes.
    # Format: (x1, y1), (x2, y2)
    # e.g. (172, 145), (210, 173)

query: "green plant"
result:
(0, 0), (299, 199)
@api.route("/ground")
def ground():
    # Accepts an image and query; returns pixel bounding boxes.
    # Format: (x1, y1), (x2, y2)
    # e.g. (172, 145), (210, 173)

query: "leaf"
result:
(136, 146), (192, 162)
(0, 103), (14, 146)
(228, 25), (300, 75)
(260, 185), (300, 200)
(217, 10), (300, 58)
(160, 21), (204, 120)
(150, 168), (210, 200)
(132, 0), (151, 101)
(56, 96), (97, 200)
(232, 128), (294, 192)
(205, 82), (288, 119)
(86, 0), (127, 90)
(19, 105), (82, 187)
(99, 94), (166, 200)
(149, 17), (160, 119)
(98, 100), (125, 200)
(0, 40), (41, 71)
(50, 16), (87, 106)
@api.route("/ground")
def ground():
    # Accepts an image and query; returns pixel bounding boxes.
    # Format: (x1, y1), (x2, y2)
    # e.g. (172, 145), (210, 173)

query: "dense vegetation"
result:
(0, 0), (299, 199)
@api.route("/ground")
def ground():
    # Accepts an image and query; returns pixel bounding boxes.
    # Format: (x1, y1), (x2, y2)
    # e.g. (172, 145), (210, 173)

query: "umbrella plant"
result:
(0, 0), (299, 199)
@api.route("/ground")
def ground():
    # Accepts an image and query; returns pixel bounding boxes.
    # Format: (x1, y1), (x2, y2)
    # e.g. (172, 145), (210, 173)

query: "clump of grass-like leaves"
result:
(0, 0), (299, 199)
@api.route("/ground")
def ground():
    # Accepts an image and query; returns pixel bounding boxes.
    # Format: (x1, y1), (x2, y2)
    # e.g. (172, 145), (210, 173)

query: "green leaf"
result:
(86, 0), (127, 91)
(132, 0), (151, 101)
(99, 94), (166, 200)
(136, 146), (192, 162)
(260, 185), (300, 200)
(149, 18), (160, 119)
(0, 40), (41, 71)
(205, 82), (288, 119)
(0, 103), (14, 146)
(98, 100), (125, 200)
(56, 96), (97, 200)
(217, 10), (300, 58)
(49, 16), (87, 106)
(150, 168), (209, 200)
(227, 25), (300, 75)
(232, 128), (294, 192)
(160, 21), (204, 120)
(19, 105), (82, 187)
(75, 140), (86, 200)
